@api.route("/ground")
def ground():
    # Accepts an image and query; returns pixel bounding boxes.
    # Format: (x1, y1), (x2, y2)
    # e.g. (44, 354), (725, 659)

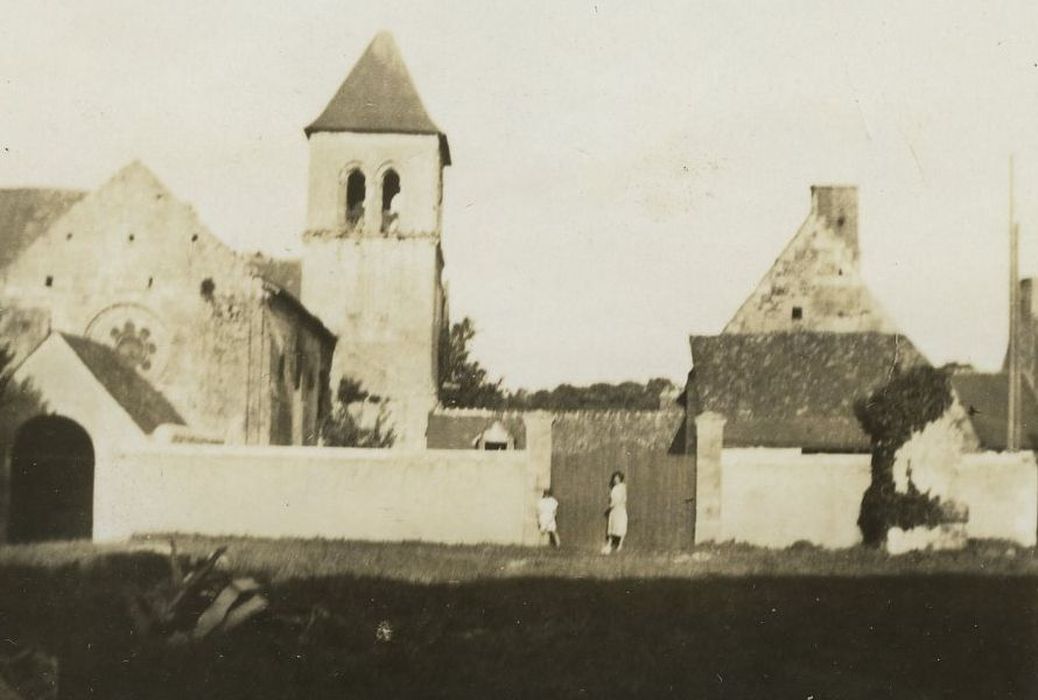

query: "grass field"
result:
(1, 538), (1036, 698)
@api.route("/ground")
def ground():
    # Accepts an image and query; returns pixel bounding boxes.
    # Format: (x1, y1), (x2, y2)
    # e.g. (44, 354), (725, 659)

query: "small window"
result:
(191, 233), (199, 242)
(147, 276), (154, 289)
(792, 306), (803, 321)
(200, 278), (215, 299)
(66, 232), (73, 241)
(277, 354), (286, 381)
(45, 275), (53, 287)
(381, 169), (401, 233)
(345, 169), (366, 229)
(128, 233), (135, 242)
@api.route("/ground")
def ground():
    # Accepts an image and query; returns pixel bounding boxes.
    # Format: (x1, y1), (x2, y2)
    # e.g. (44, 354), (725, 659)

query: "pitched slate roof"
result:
(426, 412), (527, 449)
(61, 334), (184, 434)
(950, 372), (1038, 451)
(686, 332), (928, 452)
(551, 409), (687, 455)
(305, 32), (451, 163)
(262, 282), (336, 346)
(0, 189), (85, 270)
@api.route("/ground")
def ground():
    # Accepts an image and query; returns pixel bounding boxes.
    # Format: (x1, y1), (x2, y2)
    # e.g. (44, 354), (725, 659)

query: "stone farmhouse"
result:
(684, 184), (1038, 455)
(683, 185), (1037, 547)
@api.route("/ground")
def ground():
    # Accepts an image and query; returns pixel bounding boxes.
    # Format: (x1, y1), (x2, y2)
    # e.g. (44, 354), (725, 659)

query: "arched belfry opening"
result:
(381, 169), (401, 233)
(345, 169), (366, 229)
(8, 415), (95, 543)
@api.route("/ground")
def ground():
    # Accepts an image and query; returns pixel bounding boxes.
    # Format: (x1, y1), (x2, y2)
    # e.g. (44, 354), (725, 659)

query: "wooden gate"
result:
(551, 447), (696, 551)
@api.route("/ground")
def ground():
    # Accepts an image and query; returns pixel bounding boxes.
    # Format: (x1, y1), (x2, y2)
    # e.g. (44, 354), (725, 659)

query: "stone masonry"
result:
(724, 186), (896, 334)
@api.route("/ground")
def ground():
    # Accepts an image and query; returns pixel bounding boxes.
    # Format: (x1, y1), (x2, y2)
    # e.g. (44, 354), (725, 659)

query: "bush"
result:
(320, 377), (395, 448)
(854, 365), (955, 546)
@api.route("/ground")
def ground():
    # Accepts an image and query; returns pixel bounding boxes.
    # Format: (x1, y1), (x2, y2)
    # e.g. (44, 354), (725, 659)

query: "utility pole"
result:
(1008, 156), (1021, 452)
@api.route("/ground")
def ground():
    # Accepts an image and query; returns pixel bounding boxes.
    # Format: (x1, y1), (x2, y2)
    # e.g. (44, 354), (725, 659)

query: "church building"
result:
(0, 31), (451, 455)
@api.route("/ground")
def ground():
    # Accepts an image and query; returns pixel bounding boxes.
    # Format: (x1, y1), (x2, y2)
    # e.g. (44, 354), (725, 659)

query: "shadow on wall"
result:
(7, 415), (94, 544)
(0, 373), (48, 542)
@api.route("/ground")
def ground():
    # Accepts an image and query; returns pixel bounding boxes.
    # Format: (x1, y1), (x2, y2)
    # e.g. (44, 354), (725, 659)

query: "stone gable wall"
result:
(0, 163), (331, 445)
(724, 186), (895, 334)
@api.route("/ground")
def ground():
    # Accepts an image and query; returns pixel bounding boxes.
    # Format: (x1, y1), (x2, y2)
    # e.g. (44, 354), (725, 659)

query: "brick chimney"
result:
(811, 185), (858, 259)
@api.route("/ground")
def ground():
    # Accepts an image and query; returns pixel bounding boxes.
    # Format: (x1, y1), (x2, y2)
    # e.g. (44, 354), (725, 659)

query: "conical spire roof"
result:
(305, 32), (449, 162)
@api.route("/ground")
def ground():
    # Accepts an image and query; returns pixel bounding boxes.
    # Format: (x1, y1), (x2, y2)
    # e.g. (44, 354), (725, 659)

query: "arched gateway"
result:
(8, 415), (95, 543)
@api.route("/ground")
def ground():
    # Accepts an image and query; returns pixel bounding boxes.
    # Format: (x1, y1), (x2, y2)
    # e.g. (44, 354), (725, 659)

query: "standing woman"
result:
(602, 470), (628, 554)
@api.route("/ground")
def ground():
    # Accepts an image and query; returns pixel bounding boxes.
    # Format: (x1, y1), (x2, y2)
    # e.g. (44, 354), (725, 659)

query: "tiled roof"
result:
(426, 409), (687, 455)
(61, 334), (184, 434)
(551, 410), (686, 455)
(950, 372), (1038, 451)
(305, 32), (450, 163)
(0, 189), (85, 270)
(426, 412), (527, 449)
(262, 282), (336, 346)
(686, 332), (928, 451)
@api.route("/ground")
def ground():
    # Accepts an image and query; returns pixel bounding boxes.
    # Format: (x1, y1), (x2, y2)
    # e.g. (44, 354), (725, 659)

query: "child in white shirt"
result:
(537, 489), (560, 547)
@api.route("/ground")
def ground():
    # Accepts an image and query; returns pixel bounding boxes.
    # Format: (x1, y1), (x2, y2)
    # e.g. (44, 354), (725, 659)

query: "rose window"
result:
(110, 320), (157, 371)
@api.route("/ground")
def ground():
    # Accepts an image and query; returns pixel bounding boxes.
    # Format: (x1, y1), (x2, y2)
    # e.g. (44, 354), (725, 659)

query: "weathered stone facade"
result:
(0, 162), (334, 445)
(724, 186), (896, 334)
(1, 32), (454, 450)
(300, 33), (450, 447)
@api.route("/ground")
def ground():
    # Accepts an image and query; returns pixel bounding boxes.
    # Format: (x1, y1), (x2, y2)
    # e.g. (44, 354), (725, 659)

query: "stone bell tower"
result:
(300, 32), (450, 447)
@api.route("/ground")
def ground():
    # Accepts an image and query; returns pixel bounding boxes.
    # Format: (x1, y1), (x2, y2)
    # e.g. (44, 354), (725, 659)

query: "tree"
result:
(854, 365), (958, 546)
(320, 376), (395, 448)
(437, 316), (681, 410)
(438, 317), (505, 409)
(503, 378), (677, 411)
(0, 321), (47, 456)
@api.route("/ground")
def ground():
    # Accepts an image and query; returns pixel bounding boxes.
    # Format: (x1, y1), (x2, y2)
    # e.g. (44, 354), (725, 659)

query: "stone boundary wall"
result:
(718, 448), (871, 548)
(95, 443), (550, 546)
(693, 413), (1038, 548)
(957, 452), (1037, 545)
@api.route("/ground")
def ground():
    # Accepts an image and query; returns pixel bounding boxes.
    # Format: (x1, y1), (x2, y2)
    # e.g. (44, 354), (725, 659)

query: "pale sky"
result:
(3, 2), (1038, 389)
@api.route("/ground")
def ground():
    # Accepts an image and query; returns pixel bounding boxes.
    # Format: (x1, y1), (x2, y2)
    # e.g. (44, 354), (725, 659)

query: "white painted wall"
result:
(717, 447), (1038, 548)
(956, 452), (1037, 546)
(720, 448), (872, 548)
(12, 334), (147, 456)
(892, 402), (979, 495)
(96, 444), (543, 546)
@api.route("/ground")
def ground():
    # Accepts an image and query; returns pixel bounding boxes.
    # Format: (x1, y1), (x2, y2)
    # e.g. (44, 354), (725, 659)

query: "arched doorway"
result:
(8, 415), (95, 543)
